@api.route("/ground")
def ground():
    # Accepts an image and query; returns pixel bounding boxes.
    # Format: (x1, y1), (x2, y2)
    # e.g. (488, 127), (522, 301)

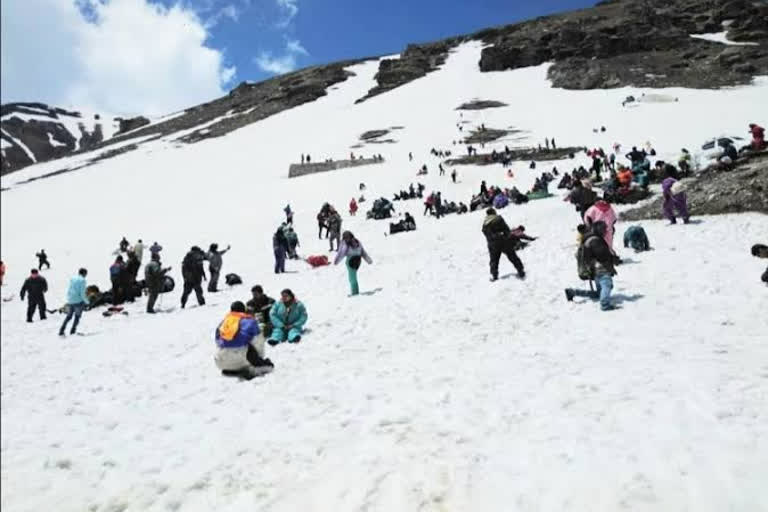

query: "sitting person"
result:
(246, 285), (275, 322)
(214, 301), (274, 380)
(268, 289), (308, 345)
(510, 225), (537, 250)
(389, 212), (417, 234)
(623, 225), (650, 252)
(616, 165), (633, 188)
(458, 202), (469, 214)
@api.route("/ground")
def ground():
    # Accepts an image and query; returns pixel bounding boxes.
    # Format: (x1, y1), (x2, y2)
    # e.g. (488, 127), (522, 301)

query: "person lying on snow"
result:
(268, 289), (308, 345)
(751, 244), (768, 284)
(510, 225), (537, 250)
(565, 221), (617, 311)
(215, 301), (274, 380)
(623, 226), (650, 252)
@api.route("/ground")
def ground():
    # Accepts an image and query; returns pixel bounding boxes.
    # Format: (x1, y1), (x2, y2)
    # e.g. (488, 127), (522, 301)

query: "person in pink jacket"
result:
(584, 200), (617, 250)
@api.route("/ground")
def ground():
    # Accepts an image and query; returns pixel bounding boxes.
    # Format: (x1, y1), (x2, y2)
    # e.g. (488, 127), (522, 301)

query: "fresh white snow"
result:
(46, 132), (67, 148)
(1, 42), (767, 512)
(690, 31), (760, 46)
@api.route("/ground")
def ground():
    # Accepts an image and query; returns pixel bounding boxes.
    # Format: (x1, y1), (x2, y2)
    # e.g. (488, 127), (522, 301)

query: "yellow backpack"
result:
(218, 312), (247, 342)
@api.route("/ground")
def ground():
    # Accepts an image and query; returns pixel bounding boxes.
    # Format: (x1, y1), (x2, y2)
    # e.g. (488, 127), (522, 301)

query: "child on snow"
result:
(334, 231), (373, 296)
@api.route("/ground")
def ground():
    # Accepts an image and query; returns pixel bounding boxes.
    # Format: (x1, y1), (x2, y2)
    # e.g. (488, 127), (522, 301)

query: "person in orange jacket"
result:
(616, 165), (633, 188)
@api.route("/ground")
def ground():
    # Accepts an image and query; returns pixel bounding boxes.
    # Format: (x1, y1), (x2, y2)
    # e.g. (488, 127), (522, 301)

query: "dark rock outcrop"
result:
(456, 100), (508, 111)
(446, 146), (583, 166)
(620, 151), (768, 220)
(288, 157), (384, 178)
(360, 130), (390, 141)
(116, 116), (151, 135)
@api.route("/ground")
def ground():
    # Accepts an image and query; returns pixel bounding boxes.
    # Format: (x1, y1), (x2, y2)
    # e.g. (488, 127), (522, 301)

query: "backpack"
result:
(225, 273), (242, 286)
(348, 255), (362, 269)
(576, 238), (595, 281)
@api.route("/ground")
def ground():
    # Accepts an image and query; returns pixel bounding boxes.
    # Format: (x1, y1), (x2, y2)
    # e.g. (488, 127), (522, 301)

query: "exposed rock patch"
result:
(360, 130), (390, 141)
(620, 150), (768, 220)
(446, 146), (583, 166)
(456, 100), (508, 111)
(288, 158), (385, 178)
(463, 128), (519, 145)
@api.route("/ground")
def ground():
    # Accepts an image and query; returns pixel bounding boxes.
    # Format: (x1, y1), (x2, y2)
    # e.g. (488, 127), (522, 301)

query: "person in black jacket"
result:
(20, 269), (48, 322)
(566, 180), (597, 220)
(181, 246), (207, 308)
(481, 208), (525, 281)
(752, 244), (768, 284)
(36, 249), (50, 270)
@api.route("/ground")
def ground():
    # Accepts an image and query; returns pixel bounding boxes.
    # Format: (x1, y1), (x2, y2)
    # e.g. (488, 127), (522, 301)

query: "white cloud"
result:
(204, 3), (240, 28)
(275, 0), (298, 27)
(1, 0), (236, 116)
(254, 38), (308, 75)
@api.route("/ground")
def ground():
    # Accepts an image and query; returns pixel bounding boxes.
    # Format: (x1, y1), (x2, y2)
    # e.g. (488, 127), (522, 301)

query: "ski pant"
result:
(146, 287), (160, 312)
(181, 280), (205, 307)
(318, 222), (325, 239)
(38, 259), (50, 270)
(488, 241), (524, 279)
(274, 248), (286, 273)
(270, 326), (303, 343)
(208, 268), (220, 292)
(595, 274), (614, 310)
(663, 193), (689, 222)
(424, 204), (433, 216)
(26, 296), (46, 321)
(329, 231), (340, 251)
(346, 259), (361, 295)
(111, 279), (123, 305)
(59, 303), (85, 334)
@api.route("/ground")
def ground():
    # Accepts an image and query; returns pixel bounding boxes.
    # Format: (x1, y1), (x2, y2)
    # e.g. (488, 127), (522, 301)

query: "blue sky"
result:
(1, 0), (596, 116)
(205, 0), (597, 82)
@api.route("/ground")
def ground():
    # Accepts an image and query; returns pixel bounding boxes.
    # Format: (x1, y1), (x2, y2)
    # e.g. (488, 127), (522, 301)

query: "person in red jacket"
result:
(0, 260), (5, 286)
(349, 198), (358, 216)
(749, 123), (765, 151)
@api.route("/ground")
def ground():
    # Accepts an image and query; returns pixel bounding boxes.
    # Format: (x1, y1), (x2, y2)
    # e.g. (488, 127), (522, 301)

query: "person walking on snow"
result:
(273, 227), (289, 274)
(36, 249), (50, 270)
(268, 289), (308, 345)
(482, 208), (525, 281)
(59, 268), (89, 336)
(661, 172), (690, 224)
(206, 243), (231, 292)
(215, 301), (274, 379)
(180, 246), (207, 308)
(327, 209), (343, 251)
(584, 199), (617, 250)
(284, 204), (294, 225)
(132, 239), (145, 263)
(565, 221), (617, 311)
(145, 252), (171, 313)
(334, 231), (373, 296)
(110, 255), (126, 305)
(20, 268), (48, 322)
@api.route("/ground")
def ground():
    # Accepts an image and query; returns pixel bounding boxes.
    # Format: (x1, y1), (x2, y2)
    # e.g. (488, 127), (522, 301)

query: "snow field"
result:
(1, 42), (767, 511)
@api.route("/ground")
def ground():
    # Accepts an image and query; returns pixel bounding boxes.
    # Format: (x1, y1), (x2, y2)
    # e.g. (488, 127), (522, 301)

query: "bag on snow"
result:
(225, 273), (243, 286)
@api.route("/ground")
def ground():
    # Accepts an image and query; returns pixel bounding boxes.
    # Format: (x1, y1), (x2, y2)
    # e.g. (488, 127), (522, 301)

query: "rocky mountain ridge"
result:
(2, 0), (766, 176)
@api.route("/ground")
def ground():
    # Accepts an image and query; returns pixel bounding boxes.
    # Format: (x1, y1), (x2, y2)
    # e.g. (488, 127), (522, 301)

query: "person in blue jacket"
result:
(268, 289), (308, 345)
(215, 301), (274, 379)
(59, 268), (89, 336)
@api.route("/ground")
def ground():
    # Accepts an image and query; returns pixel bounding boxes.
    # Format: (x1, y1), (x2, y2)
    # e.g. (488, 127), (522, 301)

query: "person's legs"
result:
(38, 297), (47, 320)
(181, 281), (192, 308)
(287, 327), (302, 343)
(26, 300), (35, 322)
(596, 274), (614, 310)
(347, 261), (360, 295)
(147, 289), (159, 312)
(488, 244), (502, 280)
(70, 304), (84, 333)
(674, 193), (689, 222)
(503, 245), (525, 275)
(269, 326), (286, 344)
(59, 305), (75, 334)
(208, 269), (219, 292)
(663, 199), (676, 223)
(194, 283), (205, 306)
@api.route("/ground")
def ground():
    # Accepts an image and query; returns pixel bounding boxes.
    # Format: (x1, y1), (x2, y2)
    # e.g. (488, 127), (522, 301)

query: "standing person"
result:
(180, 246), (207, 308)
(545, 138), (550, 150)
(482, 208), (525, 281)
(334, 231), (373, 296)
(284, 204), (294, 225)
(206, 243), (231, 293)
(480, 181), (488, 198)
(109, 255), (126, 305)
(584, 199), (618, 251)
(273, 227), (288, 274)
(751, 244), (768, 284)
(36, 249), (50, 270)
(149, 242), (163, 256)
(285, 227), (300, 259)
(409, 152), (413, 162)
(423, 193), (435, 216)
(214, 301), (274, 379)
(552, 138), (557, 150)
(123, 251), (141, 303)
(435, 192), (443, 219)
(451, 169), (457, 183)
(439, 163), (445, 176)
(133, 239), (145, 263)
(661, 173), (690, 225)
(349, 198), (358, 216)
(267, 289), (308, 344)
(327, 209), (342, 251)
(20, 268), (48, 323)
(301, 154), (305, 164)
(565, 221), (617, 311)
(59, 268), (89, 336)
(145, 252), (171, 314)
(0, 260), (5, 286)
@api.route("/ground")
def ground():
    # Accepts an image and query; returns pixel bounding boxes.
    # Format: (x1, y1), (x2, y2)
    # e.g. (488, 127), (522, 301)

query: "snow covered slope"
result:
(1, 43), (767, 512)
